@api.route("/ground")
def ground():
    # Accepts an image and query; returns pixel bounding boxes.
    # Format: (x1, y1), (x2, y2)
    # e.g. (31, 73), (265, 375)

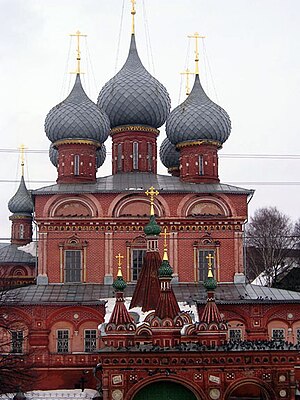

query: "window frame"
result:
(131, 248), (146, 281)
(84, 329), (97, 353)
(117, 143), (122, 171)
(198, 248), (216, 282)
(74, 154), (80, 176)
(64, 249), (82, 283)
(229, 328), (242, 341)
(57, 329), (70, 353)
(133, 142), (139, 170)
(199, 155), (204, 176)
(272, 328), (285, 341)
(11, 330), (24, 354)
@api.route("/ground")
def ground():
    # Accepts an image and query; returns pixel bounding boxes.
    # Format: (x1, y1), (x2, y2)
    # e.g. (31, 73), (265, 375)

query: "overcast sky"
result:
(0, 0), (299, 240)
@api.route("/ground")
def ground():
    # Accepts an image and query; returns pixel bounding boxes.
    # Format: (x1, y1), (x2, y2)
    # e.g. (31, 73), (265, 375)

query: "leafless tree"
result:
(246, 207), (296, 287)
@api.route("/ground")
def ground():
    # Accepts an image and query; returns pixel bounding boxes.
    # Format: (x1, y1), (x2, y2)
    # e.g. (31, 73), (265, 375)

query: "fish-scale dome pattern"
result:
(8, 176), (33, 215)
(45, 75), (110, 143)
(166, 75), (231, 145)
(97, 35), (170, 129)
(159, 137), (179, 170)
(49, 143), (106, 169)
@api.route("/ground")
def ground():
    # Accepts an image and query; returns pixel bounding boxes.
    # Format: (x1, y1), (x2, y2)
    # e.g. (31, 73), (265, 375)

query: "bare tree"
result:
(246, 207), (295, 287)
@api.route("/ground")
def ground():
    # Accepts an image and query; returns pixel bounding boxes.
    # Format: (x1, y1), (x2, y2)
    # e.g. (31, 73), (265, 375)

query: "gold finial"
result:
(70, 30), (87, 74)
(116, 253), (124, 277)
(180, 68), (195, 96)
(161, 227), (170, 261)
(145, 186), (159, 216)
(188, 32), (205, 75)
(19, 144), (27, 177)
(131, 0), (136, 34)
(206, 253), (214, 278)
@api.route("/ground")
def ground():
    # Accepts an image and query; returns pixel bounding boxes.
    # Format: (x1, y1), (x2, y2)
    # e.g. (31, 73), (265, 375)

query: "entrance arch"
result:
(225, 379), (275, 400)
(132, 381), (199, 400)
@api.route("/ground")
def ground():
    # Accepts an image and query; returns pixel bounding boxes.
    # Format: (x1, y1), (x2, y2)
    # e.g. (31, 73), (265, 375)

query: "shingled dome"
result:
(8, 176), (33, 215)
(45, 74), (110, 144)
(49, 143), (107, 169)
(97, 34), (171, 129)
(159, 137), (180, 170)
(166, 75), (231, 145)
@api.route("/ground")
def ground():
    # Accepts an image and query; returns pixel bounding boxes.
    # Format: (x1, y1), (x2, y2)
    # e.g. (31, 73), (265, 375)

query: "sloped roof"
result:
(1, 282), (300, 306)
(33, 173), (254, 196)
(0, 243), (36, 265)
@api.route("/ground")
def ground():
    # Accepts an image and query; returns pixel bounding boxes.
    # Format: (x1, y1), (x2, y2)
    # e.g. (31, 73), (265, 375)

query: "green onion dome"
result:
(203, 275), (218, 291)
(97, 35), (170, 129)
(159, 258), (173, 278)
(113, 274), (127, 292)
(8, 176), (33, 216)
(45, 74), (110, 144)
(166, 75), (231, 146)
(144, 215), (162, 236)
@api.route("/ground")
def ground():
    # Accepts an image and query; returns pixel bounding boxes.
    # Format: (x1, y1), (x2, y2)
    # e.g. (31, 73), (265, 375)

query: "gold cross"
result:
(161, 227), (170, 261)
(116, 254), (124, 277)
(145, 186), (159, 216)
(131, 0), (136, 34)
(206, 253), (214, 268)
(70, 30), (87, 74)
(180, 68), (195, 96)
(188, 32), (205, 75)
(18, 144), (27, 177)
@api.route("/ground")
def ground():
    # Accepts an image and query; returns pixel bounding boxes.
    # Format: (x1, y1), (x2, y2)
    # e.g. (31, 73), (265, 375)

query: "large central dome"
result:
(97, 34), (171, 129)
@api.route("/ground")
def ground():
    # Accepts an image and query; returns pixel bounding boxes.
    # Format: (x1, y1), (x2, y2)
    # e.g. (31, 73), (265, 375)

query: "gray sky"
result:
(0, 0), (299, 240)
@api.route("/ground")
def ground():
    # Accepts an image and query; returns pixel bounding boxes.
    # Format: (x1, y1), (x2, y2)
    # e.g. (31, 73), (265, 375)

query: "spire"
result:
(19, 144), (26, 177)
(188, 32), (205, 75)
(131, 0), (136, 34)
(180, 68), (195, 96)
(70, 30), (87, 75)
(107, 255), (134, 327)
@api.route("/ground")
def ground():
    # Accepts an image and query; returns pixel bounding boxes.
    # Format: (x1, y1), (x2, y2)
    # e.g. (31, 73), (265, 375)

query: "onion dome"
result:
(166, 75), (231, 146)
(159, 137), (179, 170)
(203, 269), (217, 291)
(97, 34), (171, 129)
(49, 143), (106, 169)
(113, 267), (127, 292)
(8, 176), (33, 215)
(144, 215), (161, 236)
(45, 74), (110, 143)
(159, 257), (173, 278)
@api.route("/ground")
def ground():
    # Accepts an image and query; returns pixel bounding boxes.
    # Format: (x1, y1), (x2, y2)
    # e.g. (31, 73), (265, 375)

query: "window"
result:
(11, 331), (23, 353)
(19, 224), (24, 239)
(74, 155), (80, 176)
(117, 143), (122, 171)
(198, 249), (215, 282)
(131, 249), (146, 281)
(199, 155), (204, 176)
(65, 250), (82, 283)
(296, 328), (300, 344)
(133, 142), (139, 170)
(147, 143), (152, 171)
(57, 330), (69, 353)
(84, 329), (97, 352)
(229, 329), (242, 341)
(272, 328), (285, 341)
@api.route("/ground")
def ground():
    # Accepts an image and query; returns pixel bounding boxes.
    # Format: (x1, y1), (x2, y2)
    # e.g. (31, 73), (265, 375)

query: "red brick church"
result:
(1, 4), (300, 400)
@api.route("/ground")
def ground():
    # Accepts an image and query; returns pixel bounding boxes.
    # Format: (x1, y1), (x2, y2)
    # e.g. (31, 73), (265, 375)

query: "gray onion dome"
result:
(45, 74), (110, 144)
(8, 176), (33, 216)
(49, 143), (106, 169)
(166, 75), (231, 145)
(159, 137), (180, 170)
(97, 34), (171, 129)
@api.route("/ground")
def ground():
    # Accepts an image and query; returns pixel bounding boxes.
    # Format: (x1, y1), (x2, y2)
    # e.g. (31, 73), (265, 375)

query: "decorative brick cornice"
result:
(53, 138), (101, 147)
(111, 125), (159, 136)
(176, 139), (222, 149)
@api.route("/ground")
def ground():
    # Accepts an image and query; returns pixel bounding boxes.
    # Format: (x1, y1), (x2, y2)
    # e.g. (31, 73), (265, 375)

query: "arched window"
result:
(133, 142), (139, 170)
(74, 155), (80, 176)
(59, 236), (88, 283)
(199, 155), (204, 175)
(147, 142), (152, 171)
(117, 143), (122, 171)
(19, 224), (24, 239)
(193, 237), (220, 282)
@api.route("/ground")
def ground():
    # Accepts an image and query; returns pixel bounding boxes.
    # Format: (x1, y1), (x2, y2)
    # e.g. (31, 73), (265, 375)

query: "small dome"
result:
(166, 75), (231, 145)
(49, 143), (106, 169)
(113, 274), (127, 292)
(159, 137), (179, 170)
(8, 176), (33, 215)
(159, 258), (173, 278)
(45, 74), (110, 143)
(144, 215), (161, 236)
(97, 35), (171, 129)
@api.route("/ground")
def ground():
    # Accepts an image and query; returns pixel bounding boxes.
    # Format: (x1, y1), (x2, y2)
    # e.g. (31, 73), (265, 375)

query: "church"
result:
(1, 3), (300, 400)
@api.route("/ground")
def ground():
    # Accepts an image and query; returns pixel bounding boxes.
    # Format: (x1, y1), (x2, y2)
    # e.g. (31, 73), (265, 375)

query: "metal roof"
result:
(0, 243), (36, 264)
(2, 282), (300, 306)
(33, 173), (254, 196)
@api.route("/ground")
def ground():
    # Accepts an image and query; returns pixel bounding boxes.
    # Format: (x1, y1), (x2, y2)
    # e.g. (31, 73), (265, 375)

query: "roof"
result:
(33, 172), (254, 196)
(0, 243), (36, 264)
(1, 282), (300, 306)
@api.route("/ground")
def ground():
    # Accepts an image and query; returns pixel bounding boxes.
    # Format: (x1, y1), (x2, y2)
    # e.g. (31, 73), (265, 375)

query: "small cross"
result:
(180, 68), (195, 96)
(206, 253), (214, 268)
(145, 186), (159, 216)
(115, 253), (124, 267)
(160, 227), (170, 249)
(188, 32), (205, 75)
(130, 0), (136, 34)
(70, 30), (87, 74)
(18, 144), (27, 177)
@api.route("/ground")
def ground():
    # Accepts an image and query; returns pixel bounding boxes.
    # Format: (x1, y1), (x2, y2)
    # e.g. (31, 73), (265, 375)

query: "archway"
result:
(226, 381), (272, 400)
(132, 381), (198, 400)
